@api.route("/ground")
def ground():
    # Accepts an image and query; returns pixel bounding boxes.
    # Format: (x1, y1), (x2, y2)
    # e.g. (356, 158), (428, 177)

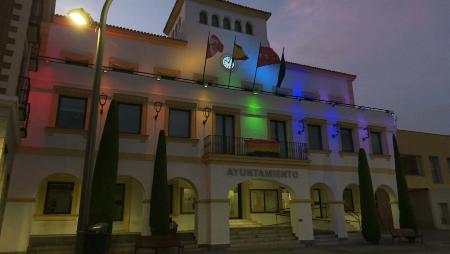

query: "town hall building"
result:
(0, 0), (399, 252)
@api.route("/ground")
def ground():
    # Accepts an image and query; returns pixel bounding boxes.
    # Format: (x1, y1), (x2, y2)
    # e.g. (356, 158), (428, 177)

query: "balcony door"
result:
(270, 120), (288, 158)
(215, 114), (235, 154)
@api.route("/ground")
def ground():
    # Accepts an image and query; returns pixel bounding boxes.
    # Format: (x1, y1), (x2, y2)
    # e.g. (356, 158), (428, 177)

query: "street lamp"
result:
(67, 8), (93, 26)
(67, 1), (114, 253)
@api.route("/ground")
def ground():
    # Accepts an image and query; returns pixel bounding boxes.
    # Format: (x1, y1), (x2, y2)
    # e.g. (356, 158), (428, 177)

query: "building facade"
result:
(0, 0), (400, 252)
(397, 130), (450, 230)
(0, 0), (55, 234)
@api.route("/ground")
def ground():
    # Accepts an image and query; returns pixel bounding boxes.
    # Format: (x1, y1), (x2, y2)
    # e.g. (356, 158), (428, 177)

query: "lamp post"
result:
(67, 1), (113, 253)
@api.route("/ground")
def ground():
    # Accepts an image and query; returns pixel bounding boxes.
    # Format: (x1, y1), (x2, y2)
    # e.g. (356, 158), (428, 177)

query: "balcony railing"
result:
(17, 76), (31, 138)
(204, 135), (308, 160)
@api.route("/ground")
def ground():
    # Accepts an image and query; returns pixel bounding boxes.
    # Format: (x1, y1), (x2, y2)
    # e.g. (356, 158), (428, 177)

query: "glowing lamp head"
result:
(67, 8), (93, 26)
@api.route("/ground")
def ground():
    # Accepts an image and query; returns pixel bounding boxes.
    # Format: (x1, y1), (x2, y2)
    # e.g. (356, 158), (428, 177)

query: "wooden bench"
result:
(390, 228), (423, 244)
(135, 234), (184, 254)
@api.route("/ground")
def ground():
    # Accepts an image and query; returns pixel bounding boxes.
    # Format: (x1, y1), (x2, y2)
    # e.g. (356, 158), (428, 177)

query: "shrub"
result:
(358, 148), (381, 244)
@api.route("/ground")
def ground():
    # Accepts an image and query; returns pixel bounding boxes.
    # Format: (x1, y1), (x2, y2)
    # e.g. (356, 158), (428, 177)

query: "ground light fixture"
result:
(67, 8), (93, 26)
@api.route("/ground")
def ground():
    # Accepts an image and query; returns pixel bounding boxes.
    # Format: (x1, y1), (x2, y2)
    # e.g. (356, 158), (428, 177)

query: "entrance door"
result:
(215, 114), (235, 154)
(270, 120), (288, 158)
(229, 184), (242, 219)
(375, 189), (394, 232)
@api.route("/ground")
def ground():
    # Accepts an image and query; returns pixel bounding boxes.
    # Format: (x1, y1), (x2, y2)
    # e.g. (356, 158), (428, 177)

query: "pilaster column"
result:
(195, 201), (209, 246)
(390, 201), (400, 229)
(329, 201), (348, 239)
(208, 200), (229, 249)
(0, 200), (35, 252)
(290, 200), (314, 242)
(141, 201), (151, 235)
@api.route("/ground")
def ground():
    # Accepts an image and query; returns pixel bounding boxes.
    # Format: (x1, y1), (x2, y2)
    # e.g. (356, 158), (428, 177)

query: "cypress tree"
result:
(86, 100), (119, 253)
(358, 148), (381, 244)
(393, 134), (417, 231)
(150, 130), (170, 235)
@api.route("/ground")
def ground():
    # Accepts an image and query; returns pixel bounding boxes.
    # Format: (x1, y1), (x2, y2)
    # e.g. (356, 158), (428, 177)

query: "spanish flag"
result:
(232, 43), (248, 61)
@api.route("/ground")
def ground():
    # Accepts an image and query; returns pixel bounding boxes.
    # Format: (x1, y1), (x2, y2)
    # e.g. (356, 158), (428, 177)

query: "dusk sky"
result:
(55, 0), (450, 135)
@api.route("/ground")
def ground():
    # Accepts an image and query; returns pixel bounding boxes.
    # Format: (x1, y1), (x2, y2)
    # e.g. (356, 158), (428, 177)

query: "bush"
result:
(86, 100), (119, 253)
(358, 148), (381, 244)
(393, 135), (417, 231)
(150, 130), (170, 235)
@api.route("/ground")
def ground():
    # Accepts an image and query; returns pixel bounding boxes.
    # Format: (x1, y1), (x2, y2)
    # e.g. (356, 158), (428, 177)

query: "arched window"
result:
(235, 20), (242, 32)
(212, 14), (219, 27)
(223, 17), (231, 30)
(245, 22), (253, 35)
(199, 11), (208, 25)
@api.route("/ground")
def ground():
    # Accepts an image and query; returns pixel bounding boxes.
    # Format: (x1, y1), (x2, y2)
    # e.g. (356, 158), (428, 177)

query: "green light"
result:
(241, 117), (267, 139)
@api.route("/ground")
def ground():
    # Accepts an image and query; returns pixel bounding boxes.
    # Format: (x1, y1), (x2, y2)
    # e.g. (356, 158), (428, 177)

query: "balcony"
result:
(17, 76), (31, 138)
(203, 135), (308, 161)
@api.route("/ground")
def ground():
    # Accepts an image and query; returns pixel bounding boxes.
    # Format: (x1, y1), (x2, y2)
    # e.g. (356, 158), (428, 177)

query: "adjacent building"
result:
(0, 0), (400, 252)
(397, 130), (450, 230)
(0, 0), (54, 233)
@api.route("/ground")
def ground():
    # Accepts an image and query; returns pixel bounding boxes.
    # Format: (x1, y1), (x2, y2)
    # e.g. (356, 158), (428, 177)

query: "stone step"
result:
(230, 227), (292, 234)
(231, 235), (297, 244)
(230, 239), (304, 249)
(231, 232), (294, 240)
(27, 233), (198, 253)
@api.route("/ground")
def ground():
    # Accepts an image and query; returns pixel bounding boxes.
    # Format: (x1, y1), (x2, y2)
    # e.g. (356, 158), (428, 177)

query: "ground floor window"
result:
(44, 182), (74, 214)
(113, 184), (126, 221)
(250, 189), (278, 213)
(311, 189), (327, 218)
(343, 189), (355, 212)
(439, 203), (450, 225)
(180, 188), (195, 214)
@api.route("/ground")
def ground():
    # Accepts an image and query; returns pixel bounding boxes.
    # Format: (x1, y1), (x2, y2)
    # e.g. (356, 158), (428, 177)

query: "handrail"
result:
(37, 55), (395, 115)
(204, 135), (308, 160)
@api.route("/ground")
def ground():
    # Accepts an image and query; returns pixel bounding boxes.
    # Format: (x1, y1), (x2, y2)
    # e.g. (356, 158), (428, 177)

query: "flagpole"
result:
(202, 31), (210, 84)
(227, 35), (236, 88)
(252, 42), (262, 92)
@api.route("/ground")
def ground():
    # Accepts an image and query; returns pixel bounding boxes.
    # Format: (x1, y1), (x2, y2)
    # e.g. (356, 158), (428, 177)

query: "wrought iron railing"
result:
(203, 135), (308, 160)
(17, 76), (31, 138)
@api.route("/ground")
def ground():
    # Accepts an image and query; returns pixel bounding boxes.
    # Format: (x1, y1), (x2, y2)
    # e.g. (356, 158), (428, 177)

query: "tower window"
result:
(245, 22), (253, 35)
(223, 18), (231, 30)
(235, 20), (242, 32)
(212, 14), (219, 27)
(199, 11), (208, 25)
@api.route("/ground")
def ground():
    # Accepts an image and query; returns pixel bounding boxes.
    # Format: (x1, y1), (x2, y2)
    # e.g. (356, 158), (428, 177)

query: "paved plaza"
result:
(201, 231), (450, 254)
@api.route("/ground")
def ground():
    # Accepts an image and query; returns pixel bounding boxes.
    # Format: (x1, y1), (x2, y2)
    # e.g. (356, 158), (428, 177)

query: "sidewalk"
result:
(195, 230), (450, 254)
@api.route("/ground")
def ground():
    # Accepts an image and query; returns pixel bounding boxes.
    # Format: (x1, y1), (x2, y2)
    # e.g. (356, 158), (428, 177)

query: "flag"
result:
(257, 47), (280, 67)
(206, 34), (224, 59)
(232, 43), (248, 61)
(276, 49), (286, 88)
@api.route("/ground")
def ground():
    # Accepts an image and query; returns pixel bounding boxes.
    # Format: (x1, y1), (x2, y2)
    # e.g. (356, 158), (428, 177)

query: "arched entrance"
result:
(342, 184), (361, 232)
(228, 179), (293, 227)
(226, 179), (298, 248)
(375, 187), (394, 232)
(168, 178), (197, 232)
(113, 176), (145, 233)
(310, 183), (333, 235)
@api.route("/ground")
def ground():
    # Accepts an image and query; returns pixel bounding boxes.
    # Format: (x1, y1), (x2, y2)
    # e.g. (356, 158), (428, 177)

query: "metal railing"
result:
(203, 135), (308, 160)
(16, 76), (31, 138)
